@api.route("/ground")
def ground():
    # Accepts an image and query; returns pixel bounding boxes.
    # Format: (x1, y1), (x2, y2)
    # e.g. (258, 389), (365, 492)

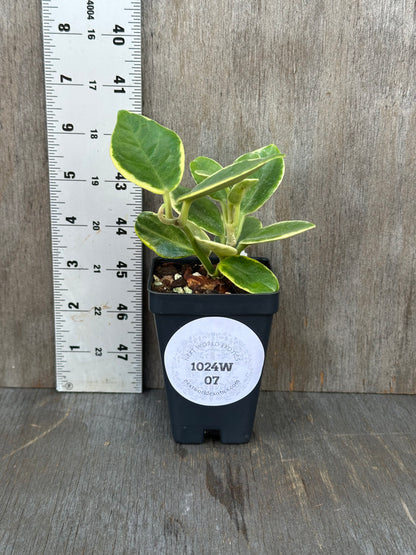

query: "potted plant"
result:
(110, 110), (315, 443)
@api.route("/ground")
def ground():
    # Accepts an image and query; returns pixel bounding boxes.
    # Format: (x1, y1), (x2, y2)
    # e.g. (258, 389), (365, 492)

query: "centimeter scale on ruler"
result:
(42, 0), (142, 392)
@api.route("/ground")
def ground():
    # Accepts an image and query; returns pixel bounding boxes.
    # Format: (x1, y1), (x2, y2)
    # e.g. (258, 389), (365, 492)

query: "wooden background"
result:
(1, 1), (415, 392)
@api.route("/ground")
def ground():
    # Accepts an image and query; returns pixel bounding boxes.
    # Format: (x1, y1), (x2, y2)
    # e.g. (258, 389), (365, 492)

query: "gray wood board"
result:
(0, 0), (55, 387)
(1, 1), (415, 392)
(1, 389), (415, 554)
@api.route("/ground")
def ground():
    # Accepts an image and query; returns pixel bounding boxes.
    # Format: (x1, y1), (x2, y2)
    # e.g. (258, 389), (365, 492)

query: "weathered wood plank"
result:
(0, 389), (415, 553)
(141, 0), (416, 392)
(1, 1), (415, 392)
(0, 1), (55, 387)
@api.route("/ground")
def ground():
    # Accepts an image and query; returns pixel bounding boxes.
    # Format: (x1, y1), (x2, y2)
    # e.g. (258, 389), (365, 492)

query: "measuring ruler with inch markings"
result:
(42, 0), (142, 392)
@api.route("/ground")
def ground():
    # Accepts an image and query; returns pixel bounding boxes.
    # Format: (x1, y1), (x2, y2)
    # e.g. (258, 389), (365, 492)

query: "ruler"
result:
(41, 0), (142, 392)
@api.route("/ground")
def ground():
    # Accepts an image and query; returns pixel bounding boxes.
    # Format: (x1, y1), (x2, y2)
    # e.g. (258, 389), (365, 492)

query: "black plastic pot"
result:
(149, 256), (279, 444)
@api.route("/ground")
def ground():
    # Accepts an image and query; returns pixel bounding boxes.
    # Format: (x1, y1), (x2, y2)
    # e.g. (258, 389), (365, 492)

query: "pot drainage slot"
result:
(203, 429), (221, 441)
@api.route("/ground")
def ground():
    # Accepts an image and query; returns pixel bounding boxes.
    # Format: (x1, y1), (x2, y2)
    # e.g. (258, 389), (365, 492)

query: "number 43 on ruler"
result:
(42, 0), (143, 392)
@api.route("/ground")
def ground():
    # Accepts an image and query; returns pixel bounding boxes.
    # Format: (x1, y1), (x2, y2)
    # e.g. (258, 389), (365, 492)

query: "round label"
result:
(164, 317), (265, 406)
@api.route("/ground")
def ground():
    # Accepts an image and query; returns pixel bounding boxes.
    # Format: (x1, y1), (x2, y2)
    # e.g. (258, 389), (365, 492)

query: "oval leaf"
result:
(218, 256), (279, 294)
(177, 154), (283, 203)
(111, 111), (184, 194)
(135, 212), (194, 258)
(235, 145), (285, 215)
(240, 220), (316, 246)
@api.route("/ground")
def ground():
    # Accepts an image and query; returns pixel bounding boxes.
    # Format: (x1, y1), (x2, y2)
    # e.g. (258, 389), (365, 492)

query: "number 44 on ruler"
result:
(41, 0), (143, 392)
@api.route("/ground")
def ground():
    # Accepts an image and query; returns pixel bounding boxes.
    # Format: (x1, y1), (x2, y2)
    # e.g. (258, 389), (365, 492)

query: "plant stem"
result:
(225, 202), (240, 247)
(178, 199), (192, 227)
(182, 225), (216, 275)
(163, 192), (173, 219)
(157, 203), (177, 225)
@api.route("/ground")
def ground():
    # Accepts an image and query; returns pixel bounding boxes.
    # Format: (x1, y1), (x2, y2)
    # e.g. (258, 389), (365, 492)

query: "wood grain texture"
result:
(0, 1), (415, 391)
(0, 1), (55, 386)
(1, 389), (416, 553)
(142, 0), (416, 392)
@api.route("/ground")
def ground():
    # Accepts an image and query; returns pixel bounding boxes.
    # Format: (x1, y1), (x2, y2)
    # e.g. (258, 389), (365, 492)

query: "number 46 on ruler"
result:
(42, 0), (143, 392)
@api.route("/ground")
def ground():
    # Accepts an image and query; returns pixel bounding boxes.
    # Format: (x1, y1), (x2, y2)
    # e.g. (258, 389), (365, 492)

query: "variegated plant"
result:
(110, 110), (315, 294)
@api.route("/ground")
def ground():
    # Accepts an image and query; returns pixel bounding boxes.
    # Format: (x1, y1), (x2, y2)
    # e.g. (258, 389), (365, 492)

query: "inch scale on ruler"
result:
(42, 0), (142, 392)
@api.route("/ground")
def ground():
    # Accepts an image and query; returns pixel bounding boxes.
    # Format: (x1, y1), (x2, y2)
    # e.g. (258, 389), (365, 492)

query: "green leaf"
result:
(189, 156), (227, 202)
(171, 185), (224, 236)
(195, 238), (238, 258)
(235, 145), (285, 215)
(237, 216), (263, 244)
(218, 256), (279, 294)
(239, 220), (316, 247)
(190, 156), (222, 184)
(177, 154), (283, 203)
(110, 111), (184, 194)
(135, 212), (194, 258)
(228, 179), (258, 204)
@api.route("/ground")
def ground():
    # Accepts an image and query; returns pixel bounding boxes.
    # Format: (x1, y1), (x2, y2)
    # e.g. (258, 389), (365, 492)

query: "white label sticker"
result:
(164, 317), (265, 406)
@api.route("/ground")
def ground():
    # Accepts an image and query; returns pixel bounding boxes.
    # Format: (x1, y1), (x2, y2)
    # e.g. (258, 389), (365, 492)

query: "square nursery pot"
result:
(149, 256), (279, 444)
